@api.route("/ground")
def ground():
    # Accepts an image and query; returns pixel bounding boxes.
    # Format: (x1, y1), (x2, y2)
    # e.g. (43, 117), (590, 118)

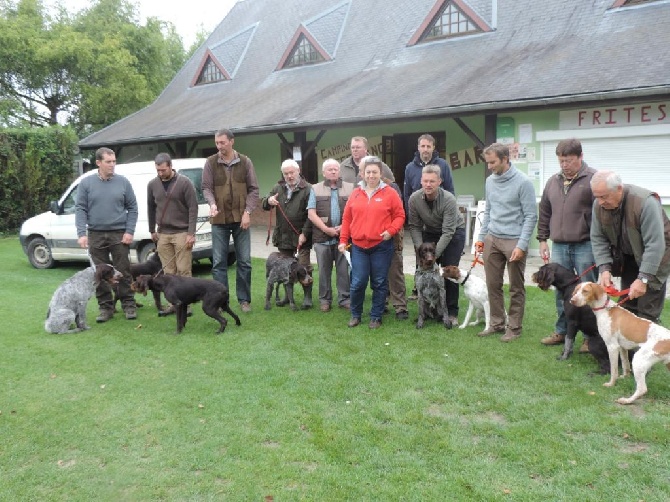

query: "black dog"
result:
(113, 251), (165, 312)
(265, 251), (313, 310)
(414, 242), (451, 329)
(132, 274), (241, 334)
(532, 263), (609, 374)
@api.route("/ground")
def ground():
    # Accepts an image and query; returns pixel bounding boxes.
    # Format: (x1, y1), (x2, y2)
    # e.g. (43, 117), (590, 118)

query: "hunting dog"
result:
(113, 251), (165, 312)
(132, 274), (241, 334)
(532, 263), (609, 374)
(441, 265), (492, 331)
(45, 264), (122, 334)
(571, 281), (670, 404)
(414, 242), (451, 329)
(265, 251), (313, 311)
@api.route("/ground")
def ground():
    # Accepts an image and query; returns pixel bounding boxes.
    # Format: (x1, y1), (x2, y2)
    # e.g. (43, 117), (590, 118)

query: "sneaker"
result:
(320, 304), (331, 313)
(477, 326), (505, 337)
(501, 330), (521, 342)
(395, 311), (409, 320)
(124, 309), (137, 320)
(96, 310), (114, 323)
(579, 339), (590, 353)
(369, 319), (382, 329)
(240, 302), (252, 313)
(541, 333), (566, 345)
(348, 317), (361, 328)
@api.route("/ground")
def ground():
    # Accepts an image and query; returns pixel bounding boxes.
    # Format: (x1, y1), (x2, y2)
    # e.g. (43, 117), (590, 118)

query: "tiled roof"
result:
(80, 0), (670, 148)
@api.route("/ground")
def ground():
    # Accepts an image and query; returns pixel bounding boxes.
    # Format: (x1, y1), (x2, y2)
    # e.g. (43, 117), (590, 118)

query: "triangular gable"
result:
(303, 1), (350, 56)
(408, 0), (492, 45)
(191, 24), (257, 86)
(276, 26), (332, 70)
(275, 2), (350, 70)
(191, 50), (230, 87)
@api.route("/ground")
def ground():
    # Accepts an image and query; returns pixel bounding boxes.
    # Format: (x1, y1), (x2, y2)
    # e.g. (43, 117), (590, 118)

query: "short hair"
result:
(590, 170), (622, 191)
(422, 164), (441, 178)
(281, 158), (300, 171)
(154, 152), (172, 166)
(350, 136), (369, 148)
(215, 128), (234, 140)
(360, 155), (382, 171)
(95, 147), (114, 161)
(483, 143), (509, 162)
(322, 158), (340, 171)
(555, 138), (582, 157)
(417, 134), (436, 146)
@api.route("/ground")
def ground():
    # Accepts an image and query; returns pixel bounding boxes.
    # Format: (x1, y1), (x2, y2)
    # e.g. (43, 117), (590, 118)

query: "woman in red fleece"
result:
(338, 156), (405, 329)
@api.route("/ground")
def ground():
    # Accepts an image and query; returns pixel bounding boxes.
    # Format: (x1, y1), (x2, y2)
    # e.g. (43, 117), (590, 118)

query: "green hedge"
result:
(0, 127), (79, 234)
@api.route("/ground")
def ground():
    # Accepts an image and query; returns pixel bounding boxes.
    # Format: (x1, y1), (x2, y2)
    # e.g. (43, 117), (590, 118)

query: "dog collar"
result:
(591, 298), (612, 311)
(461, 270), (471, 285)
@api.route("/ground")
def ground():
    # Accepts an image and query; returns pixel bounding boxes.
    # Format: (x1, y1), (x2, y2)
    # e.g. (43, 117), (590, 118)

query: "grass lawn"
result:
(1, 236), (669, 501)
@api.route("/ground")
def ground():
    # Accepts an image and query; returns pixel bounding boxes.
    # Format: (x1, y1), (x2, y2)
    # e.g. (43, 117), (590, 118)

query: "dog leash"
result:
(154, 219), (208, 277)
(268, 197), (303, 258)
(460, 250), (484, 285)
(604, 285), (631, 307)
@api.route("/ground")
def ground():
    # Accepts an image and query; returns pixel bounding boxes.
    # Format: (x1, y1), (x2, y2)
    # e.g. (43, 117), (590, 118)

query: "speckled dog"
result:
(414, 242), (451, 329)
(265, 252), (313, 310)
(45, 264), (121, 334)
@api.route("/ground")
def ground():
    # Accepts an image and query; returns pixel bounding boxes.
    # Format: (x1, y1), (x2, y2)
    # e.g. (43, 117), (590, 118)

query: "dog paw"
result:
(264, 304), (271, 311)
(458, 323), (467, 329)
(443, 320), (453, 330)
(616, 397), (635, 405)
(603, 381), (615, 387)
(416, 322), (424, 329)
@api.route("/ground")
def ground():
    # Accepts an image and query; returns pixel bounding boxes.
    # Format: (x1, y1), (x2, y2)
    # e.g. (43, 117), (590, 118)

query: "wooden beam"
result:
(453, 117), (484, 148)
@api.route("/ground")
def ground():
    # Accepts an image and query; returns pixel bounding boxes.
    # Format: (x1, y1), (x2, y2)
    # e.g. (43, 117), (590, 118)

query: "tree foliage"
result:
(0, 0), (187, 135)
(0, 125), (79, 233)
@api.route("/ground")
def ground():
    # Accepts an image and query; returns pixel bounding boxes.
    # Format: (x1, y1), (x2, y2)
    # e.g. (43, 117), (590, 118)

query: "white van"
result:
(20, 158), (214, 269)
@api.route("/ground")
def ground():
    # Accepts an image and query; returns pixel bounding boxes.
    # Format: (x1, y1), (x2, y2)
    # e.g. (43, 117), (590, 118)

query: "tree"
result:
(0, 0), (187, 134)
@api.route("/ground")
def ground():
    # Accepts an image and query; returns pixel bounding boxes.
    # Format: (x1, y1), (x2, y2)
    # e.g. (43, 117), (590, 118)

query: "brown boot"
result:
(579, 339), (590, 353)
(541, 333), (565, 345)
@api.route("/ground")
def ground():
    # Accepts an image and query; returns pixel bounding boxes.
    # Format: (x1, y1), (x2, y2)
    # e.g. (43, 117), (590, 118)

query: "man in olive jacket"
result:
(262, 159), (313, 308)
(591, 170), (670, 323)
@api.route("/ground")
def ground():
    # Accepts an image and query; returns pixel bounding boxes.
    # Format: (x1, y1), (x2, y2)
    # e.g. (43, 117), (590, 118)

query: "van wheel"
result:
(138, 242), (156, 263)
(27, 237), (55, 269)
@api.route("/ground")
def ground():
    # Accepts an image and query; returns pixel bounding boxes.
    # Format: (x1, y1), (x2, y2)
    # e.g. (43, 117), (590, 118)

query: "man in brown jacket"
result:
(537, 138), (597, 347)
(202, 128), (260, 313)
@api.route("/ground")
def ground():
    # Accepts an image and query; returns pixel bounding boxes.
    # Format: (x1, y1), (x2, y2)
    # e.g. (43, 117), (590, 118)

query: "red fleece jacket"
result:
(339, 185), (405, 249)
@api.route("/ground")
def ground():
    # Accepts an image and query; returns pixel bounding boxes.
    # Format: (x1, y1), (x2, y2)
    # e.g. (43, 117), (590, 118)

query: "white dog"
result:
(441, 265), (492, 330)
(571, 281), (670, 404)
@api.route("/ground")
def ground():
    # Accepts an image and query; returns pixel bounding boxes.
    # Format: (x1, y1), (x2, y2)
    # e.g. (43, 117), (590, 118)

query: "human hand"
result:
(380, 230), (392, 241)
(539, 241), (550, 262)
(209, 204), (219, 217)
(628, 279), (647, 300)
(509, 247), (525, 262)
(78, 236), (88, 249)
(598, 270), (613, 288)
(122, 233), (133, 245)
(474, 241), (484, 254)
(240, 211), (251, 230)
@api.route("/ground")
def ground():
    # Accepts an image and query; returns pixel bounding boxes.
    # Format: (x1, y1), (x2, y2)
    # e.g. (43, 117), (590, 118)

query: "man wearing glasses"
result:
(536, 138), (598, 347)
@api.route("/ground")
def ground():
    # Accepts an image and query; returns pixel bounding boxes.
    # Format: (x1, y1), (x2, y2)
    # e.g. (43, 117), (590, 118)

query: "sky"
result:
(46, 0), (238, 47)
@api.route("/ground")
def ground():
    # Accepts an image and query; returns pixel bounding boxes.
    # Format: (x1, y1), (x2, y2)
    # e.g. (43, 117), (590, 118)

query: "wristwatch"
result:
(638, 275), (649, 285)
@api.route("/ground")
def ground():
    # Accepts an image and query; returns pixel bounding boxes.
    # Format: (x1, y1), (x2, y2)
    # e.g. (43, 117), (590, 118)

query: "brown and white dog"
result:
(441, 265), (491, 331)
(570, 281), (670, 404)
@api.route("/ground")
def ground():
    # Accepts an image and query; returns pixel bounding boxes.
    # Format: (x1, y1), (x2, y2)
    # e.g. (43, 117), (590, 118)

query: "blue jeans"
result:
(350, 239), (394, 321)
(211, 223), (252, 304)
(551, 241), (598, 334)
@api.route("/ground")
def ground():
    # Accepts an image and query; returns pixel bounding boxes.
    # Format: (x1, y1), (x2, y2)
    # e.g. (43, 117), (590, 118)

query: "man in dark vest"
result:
(202, 128), (260, 313)
(307, 158), (354, 312)
(591, 170), (670, 323)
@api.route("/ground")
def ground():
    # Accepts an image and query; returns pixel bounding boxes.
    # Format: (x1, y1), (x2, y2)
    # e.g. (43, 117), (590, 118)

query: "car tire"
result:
(27, 237), (55, 269)
(138, 242), (157, 263)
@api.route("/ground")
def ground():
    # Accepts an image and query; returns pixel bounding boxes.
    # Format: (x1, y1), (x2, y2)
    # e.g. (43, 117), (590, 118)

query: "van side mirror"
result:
(50, 200), (61, 214)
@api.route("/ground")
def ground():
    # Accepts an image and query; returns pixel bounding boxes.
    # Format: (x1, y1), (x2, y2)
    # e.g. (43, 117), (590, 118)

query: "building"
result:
(79, 0), (670, 241)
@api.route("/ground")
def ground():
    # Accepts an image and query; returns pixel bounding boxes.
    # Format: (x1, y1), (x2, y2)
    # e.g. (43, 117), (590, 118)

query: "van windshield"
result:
(178, 168), (205, 204)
